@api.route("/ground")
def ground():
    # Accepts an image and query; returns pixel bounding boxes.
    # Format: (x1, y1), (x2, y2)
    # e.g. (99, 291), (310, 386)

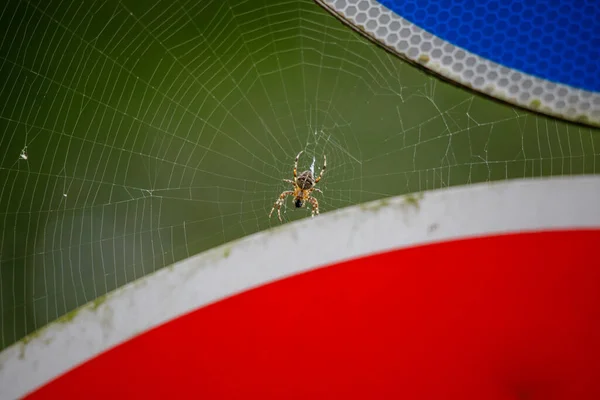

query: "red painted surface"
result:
(27, 230), (600, 400)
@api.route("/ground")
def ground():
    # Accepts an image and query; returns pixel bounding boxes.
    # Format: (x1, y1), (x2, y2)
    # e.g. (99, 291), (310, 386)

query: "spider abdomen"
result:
(296, 171), (314, 190)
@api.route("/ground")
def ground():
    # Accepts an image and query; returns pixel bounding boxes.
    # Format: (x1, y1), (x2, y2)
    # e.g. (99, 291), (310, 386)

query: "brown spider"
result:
(269, 151), (326, 222)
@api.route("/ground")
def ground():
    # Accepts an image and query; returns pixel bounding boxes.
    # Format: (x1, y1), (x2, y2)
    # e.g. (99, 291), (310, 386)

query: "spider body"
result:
(269, 151), (326, 222)
(296, 170), (315, 190)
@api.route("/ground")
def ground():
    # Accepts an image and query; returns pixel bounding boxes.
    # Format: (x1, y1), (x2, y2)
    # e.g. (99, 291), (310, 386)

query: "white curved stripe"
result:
(1, 176), (600, 399)
(315, 0), (600, 127)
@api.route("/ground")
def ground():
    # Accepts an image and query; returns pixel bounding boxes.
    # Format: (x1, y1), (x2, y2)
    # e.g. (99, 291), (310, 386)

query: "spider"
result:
(269, 150), (326, 222)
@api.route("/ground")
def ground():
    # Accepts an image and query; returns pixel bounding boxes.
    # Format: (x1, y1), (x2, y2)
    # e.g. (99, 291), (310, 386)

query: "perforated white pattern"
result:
(317, 0), (600, 127)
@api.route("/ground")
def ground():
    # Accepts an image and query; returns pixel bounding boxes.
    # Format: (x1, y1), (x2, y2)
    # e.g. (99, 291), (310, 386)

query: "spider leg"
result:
(283, 179), (295, 185)
(308, 196), (319, 218)
(312, 188), (323, 194)
(314, 154), (326, 183)
(269, 190), (294, 222)
(293, 150), (303, 182)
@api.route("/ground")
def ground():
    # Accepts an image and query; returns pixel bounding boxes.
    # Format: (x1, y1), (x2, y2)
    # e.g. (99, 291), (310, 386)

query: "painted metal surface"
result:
(316, 0), (600, 126)
(1, 176), (599, 399)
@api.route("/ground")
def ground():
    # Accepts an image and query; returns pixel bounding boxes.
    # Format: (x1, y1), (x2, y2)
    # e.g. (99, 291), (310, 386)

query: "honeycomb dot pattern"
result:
(379, 0), (600, 93)
(316, 0), (600, 127)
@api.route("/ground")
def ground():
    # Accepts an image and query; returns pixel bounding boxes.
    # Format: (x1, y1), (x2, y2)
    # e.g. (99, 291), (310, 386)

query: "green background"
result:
(1, 0), (599, 351)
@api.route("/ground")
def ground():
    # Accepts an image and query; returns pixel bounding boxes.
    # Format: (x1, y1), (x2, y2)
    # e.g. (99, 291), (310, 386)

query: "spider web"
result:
(0, 0), (599, 351)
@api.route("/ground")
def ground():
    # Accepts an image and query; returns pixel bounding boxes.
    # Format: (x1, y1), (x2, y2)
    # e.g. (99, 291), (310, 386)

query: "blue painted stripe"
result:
(377, 0), (600, 92)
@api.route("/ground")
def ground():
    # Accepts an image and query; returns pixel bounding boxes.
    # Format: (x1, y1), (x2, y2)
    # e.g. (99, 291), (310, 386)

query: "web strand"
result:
(0, 0), (599, 351)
